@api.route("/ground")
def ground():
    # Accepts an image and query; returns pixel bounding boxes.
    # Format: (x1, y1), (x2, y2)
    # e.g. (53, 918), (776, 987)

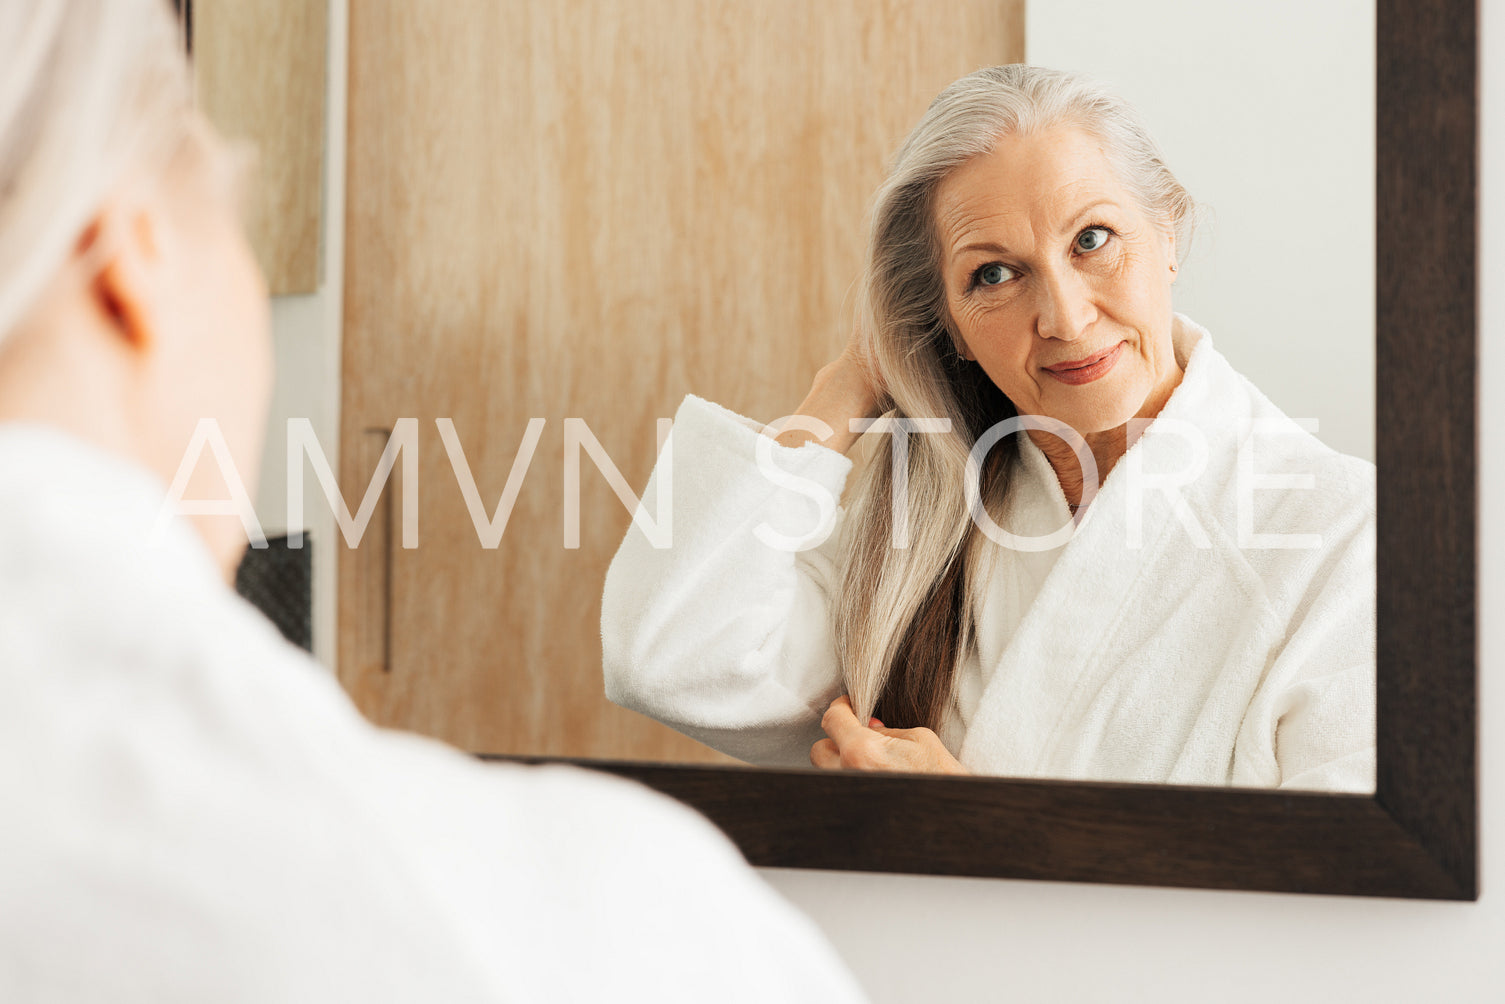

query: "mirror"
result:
(262, 0), (1473, 897)
(331, 0), (1376, 791)
(598, 0), (1378, 794)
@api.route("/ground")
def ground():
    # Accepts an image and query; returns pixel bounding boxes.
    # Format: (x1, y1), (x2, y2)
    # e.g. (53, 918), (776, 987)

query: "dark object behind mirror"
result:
(236, 533), (313, 654)
(491, 0), (1477, 901)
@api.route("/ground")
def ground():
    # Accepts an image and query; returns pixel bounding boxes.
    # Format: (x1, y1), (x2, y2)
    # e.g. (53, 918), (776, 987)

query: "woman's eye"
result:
(1075, 227), (1111, 253)
(976, 263), (1012, 287)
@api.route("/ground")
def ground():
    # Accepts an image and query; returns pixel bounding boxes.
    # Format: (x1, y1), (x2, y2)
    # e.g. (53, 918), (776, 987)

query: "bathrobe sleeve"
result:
(1235, 463), (1378, 793)
(602, 394), (854, 767)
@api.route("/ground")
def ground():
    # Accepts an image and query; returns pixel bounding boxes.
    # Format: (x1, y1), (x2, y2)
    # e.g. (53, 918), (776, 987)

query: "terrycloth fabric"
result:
(603, 315), (1376, 792)
(0, 424), (867, 1004)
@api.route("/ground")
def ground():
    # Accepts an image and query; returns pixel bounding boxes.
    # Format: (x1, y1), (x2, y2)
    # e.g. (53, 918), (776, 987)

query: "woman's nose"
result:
(1034, 267), (1096, 342)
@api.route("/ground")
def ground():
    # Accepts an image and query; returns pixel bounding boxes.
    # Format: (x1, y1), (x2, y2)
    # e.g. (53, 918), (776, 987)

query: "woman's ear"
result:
(83, 205), (163, 354)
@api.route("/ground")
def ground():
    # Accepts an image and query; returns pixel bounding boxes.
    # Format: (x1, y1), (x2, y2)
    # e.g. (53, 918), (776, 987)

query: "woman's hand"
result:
(772, 316), (889, 455)
(809, 695), (968, 775)
(833, 309), (891, 412)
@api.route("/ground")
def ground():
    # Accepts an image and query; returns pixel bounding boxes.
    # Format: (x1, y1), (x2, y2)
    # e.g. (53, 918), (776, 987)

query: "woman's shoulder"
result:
(1169, 323), (1374, 519)
(1230, 368), (1375, 521)
(1152, 328), (1373, 595)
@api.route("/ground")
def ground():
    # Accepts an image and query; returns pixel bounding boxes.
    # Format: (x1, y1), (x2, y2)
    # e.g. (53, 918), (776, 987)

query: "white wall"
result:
(1027, 0), (1376, 462)
(763, 5), (1499, 1001)
(253, 0), (347, 669)
(267, 3), (1494, 999)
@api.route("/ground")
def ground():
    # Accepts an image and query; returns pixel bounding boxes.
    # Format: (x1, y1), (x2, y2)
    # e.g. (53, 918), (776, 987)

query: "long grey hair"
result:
(836, 65), (1197, 730)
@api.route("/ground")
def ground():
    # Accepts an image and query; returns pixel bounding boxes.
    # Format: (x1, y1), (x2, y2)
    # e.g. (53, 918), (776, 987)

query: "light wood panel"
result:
(192, 0), (328, 294)
(340, 0), (1024, 760)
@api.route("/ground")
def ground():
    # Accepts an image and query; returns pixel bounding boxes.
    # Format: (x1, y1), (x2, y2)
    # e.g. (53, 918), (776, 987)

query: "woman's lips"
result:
(1043, 342), (1125, 386)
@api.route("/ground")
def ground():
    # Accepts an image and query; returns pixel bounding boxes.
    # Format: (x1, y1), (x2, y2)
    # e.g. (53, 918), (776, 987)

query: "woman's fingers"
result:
(849, 311), (894, 410)
(821, 697), (901, 771)
(819, 694), (866, 749)
(809, 738), (842, 770)
(816, 698), (969, 775)
(817, 696), (886, 770)
(816, 696), (968, 774)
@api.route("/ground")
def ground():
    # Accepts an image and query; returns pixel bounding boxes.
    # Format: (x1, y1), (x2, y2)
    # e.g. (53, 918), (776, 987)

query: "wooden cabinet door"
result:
(340, 0), (1023, 760)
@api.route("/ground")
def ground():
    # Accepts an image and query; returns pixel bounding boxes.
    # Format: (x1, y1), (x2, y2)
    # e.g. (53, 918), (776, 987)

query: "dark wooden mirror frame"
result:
(493, 0), (1478, 900)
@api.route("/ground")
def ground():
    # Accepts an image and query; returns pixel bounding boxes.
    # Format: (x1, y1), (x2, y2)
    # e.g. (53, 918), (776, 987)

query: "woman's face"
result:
(935, 125), (1181, 436)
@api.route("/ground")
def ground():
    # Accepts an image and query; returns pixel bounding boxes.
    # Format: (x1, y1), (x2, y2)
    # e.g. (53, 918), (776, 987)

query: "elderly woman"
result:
(602, 65), (1375, 792)
(0, 2), (868, 998)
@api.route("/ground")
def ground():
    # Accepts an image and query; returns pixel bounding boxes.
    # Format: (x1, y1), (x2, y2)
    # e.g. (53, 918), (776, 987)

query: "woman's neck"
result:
(1031, 427), (1127, 509)
(1028, 361), (1186, 509)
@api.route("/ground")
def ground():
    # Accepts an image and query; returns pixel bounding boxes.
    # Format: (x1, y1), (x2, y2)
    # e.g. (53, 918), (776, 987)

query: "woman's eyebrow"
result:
(952, 238), (1014, 259)
(949, 199), (1122, 261)
(1060, 199), (1118, 232)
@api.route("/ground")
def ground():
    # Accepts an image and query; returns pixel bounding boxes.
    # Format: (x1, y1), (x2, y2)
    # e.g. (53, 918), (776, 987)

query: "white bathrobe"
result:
(602, 316), (1376, 792)
(0, 425), (865, 1003)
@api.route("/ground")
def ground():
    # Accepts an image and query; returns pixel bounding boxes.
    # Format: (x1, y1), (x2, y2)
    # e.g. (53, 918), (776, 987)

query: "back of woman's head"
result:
(0, 0), (192, 348)
(838, 65), (1196, 729)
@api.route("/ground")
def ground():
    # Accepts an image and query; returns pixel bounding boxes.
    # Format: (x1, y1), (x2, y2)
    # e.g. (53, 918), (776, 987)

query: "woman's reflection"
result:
(602, 65), (1375, 792)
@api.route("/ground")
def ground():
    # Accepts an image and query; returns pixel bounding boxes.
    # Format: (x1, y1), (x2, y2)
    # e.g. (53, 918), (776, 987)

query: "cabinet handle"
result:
(362, 426), (394, 675)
